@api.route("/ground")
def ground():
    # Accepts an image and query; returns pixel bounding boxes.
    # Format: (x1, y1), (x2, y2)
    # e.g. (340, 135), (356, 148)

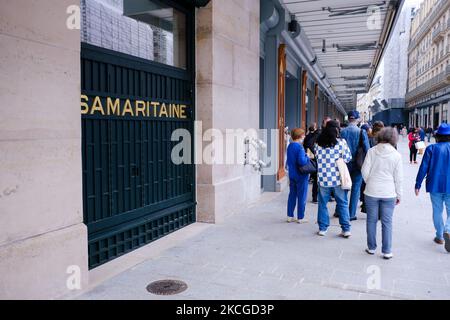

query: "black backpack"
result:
(355, 129), (367, 170)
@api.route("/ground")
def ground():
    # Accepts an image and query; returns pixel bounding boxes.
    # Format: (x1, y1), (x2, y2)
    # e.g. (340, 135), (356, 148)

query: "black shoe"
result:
(333, 212), (339, 218)
(444, 233), (450, 253)
(312, 200), (318, 204)
(350, 217), (357, 221)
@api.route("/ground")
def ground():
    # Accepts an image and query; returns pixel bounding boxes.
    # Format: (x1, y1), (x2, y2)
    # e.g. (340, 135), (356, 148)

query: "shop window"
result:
(81, 0), (187, 69)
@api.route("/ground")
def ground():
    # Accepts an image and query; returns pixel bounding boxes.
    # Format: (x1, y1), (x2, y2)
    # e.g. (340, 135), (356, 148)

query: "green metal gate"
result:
(81, 1), (196, 269)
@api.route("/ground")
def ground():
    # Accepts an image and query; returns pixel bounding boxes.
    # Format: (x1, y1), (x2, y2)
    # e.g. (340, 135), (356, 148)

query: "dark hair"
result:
(435, 134), (450, 143)
(308, 123), (317, 132)
(317, 120), (339, 148)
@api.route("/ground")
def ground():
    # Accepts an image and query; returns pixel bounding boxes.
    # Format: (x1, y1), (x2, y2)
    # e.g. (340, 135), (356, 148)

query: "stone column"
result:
(196, 0), (261, 223)
(0, 0), (88, 299)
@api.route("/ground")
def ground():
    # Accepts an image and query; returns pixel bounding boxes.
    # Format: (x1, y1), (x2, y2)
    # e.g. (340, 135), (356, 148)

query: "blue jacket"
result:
(286, 142), (309, 181)
(419, 128), (426, 141)
(340, 124), (370, 171)
(415, 142), (450, 193)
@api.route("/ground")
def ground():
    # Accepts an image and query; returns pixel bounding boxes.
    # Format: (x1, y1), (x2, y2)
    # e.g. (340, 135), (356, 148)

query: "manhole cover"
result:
(146, 280), (188, 295)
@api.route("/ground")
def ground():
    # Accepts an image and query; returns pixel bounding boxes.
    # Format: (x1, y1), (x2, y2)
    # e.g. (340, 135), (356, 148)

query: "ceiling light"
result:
(334, 42), (378, 52)
(323, 2), (385, 17)
(339, 63), (372, 70)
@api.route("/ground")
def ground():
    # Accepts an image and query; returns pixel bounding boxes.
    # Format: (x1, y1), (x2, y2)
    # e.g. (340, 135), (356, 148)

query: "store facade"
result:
(0, 0), (260, 299)
(259, 0), (344, 192)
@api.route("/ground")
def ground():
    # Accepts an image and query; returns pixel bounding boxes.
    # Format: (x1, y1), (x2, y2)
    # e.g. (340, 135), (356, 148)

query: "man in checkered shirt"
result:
(314, 120), (353, 237)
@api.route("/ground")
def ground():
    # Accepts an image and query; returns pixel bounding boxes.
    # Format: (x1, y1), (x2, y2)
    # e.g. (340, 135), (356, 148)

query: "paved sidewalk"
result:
(79, 139), (450, 300)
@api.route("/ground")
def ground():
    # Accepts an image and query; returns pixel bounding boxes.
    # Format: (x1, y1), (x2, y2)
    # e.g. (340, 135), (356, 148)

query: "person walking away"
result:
(426, 126), (433, 143)
(340, 110), (370, 221)
(314, 120), (353, 237)
(304, 123), (320, 203)
(368, 121), (385, 147)
(419, 127), (426, 142)
(408, 128), (420, 164)
(415, 123), (450, 251)
(401, 127), (407, 140)
(361, 128), (403, 259)
(286, 128), (310, 223)
(360, 123), (375, 214)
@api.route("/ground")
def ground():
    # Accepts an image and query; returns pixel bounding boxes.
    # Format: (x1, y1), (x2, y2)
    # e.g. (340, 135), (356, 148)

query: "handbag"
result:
(336, 158), (352, 190)
(355, 129), (367, 170)
(298, 158), (317, 174)
(415, 141), (425, 150)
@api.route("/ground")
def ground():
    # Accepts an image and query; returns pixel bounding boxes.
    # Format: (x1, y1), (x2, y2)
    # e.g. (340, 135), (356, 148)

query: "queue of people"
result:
(285, 111), (450, 259)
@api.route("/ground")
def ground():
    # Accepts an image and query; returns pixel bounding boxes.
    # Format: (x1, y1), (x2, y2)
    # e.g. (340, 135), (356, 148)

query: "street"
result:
(79, 138), (450, 300)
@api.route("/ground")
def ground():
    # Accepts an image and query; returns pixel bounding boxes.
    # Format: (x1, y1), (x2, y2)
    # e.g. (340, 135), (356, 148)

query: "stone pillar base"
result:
(0, 223), (88, 300)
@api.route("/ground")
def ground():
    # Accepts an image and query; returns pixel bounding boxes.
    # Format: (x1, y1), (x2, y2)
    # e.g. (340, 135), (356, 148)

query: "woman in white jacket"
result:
(361, 127), (403, 259)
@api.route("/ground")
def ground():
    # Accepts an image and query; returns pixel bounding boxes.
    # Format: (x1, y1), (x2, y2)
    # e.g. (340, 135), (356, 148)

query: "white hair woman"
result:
(361, 127), (403, 259)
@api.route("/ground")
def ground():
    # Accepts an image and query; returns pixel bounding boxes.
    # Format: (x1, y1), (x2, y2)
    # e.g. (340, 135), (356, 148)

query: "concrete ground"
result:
(78, 138), (450, 300)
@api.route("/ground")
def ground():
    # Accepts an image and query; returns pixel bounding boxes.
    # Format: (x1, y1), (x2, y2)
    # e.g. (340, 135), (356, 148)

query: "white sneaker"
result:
(383, 253), (393, 260)
(296, 218), (309, 224)
(365, 248), (375, 255)
(341, 231), (352, 238)
(287, 217), (293, 223)
(317, 230), (327, 236)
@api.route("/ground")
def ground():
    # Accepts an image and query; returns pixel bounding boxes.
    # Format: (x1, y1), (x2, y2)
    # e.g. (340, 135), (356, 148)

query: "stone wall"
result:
(0, 0), (88, 299)
(196, 0), (261, 223)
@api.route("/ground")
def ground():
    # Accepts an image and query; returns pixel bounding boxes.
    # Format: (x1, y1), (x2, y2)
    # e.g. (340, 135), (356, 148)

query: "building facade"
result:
(0, 0), (398, 299)
(406, 0), (450, 129)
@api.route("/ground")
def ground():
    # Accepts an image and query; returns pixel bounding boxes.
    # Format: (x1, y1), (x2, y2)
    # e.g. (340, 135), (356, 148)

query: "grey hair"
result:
(377, 127), (398, 147)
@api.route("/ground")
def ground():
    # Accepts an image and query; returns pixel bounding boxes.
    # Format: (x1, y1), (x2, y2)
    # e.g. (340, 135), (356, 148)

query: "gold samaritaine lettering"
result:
(135, 100), (146, 117)
(81, 96), (188, 119)
(107, 97), (120, 116)
(179, 104), (187, 119)
(159, 103), (168, 117)
(91, 96), (105, 115)
(150, 102), (159, 117)
(81, 95), (89, 114)
(122, 99), (134, 116)
(172, 104), (180, 118)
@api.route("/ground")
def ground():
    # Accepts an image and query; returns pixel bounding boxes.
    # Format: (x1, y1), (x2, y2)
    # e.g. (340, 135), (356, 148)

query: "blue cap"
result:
(436, 123), (450, 136)
(347, 110), (360, 119)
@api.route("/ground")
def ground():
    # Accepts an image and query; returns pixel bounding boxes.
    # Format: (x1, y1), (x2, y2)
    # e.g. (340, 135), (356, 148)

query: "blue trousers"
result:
(287, 176), (309, 219)
(349, 170), (363, 219)
(365, 195), (396, 254)
(318, 185), (351, 232)
(430, 193), (450, 240)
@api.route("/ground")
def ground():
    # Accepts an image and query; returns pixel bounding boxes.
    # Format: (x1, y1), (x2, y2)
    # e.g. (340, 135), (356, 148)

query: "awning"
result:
(281, 0), (403, 111)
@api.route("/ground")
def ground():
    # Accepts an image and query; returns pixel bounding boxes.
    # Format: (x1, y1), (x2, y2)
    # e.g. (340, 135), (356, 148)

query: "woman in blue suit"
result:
(415, 123), (450, 251)
(286, 128), (310, 223)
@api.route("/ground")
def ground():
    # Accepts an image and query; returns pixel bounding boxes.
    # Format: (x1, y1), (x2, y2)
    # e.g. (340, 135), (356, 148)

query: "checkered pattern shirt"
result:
(314, 139), (352, 187)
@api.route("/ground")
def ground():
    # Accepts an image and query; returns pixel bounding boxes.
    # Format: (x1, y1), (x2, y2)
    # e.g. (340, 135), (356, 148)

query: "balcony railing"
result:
(409, 0), (449, 51)
(406, 66), (450, 101)
(432, 24), (445, 42)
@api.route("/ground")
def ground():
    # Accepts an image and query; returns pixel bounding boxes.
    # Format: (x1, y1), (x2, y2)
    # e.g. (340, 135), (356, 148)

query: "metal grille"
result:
(88, 205), (195, 268)
(81, 8), (195, 268)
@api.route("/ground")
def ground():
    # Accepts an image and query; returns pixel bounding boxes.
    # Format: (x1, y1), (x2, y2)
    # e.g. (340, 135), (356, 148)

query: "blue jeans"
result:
(349, 170), (363, 219)
(365, 195), (396, 254)
(318, 186), (350, 232)
(430, 193), (450, 240)
(287, 177), (309, 219)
